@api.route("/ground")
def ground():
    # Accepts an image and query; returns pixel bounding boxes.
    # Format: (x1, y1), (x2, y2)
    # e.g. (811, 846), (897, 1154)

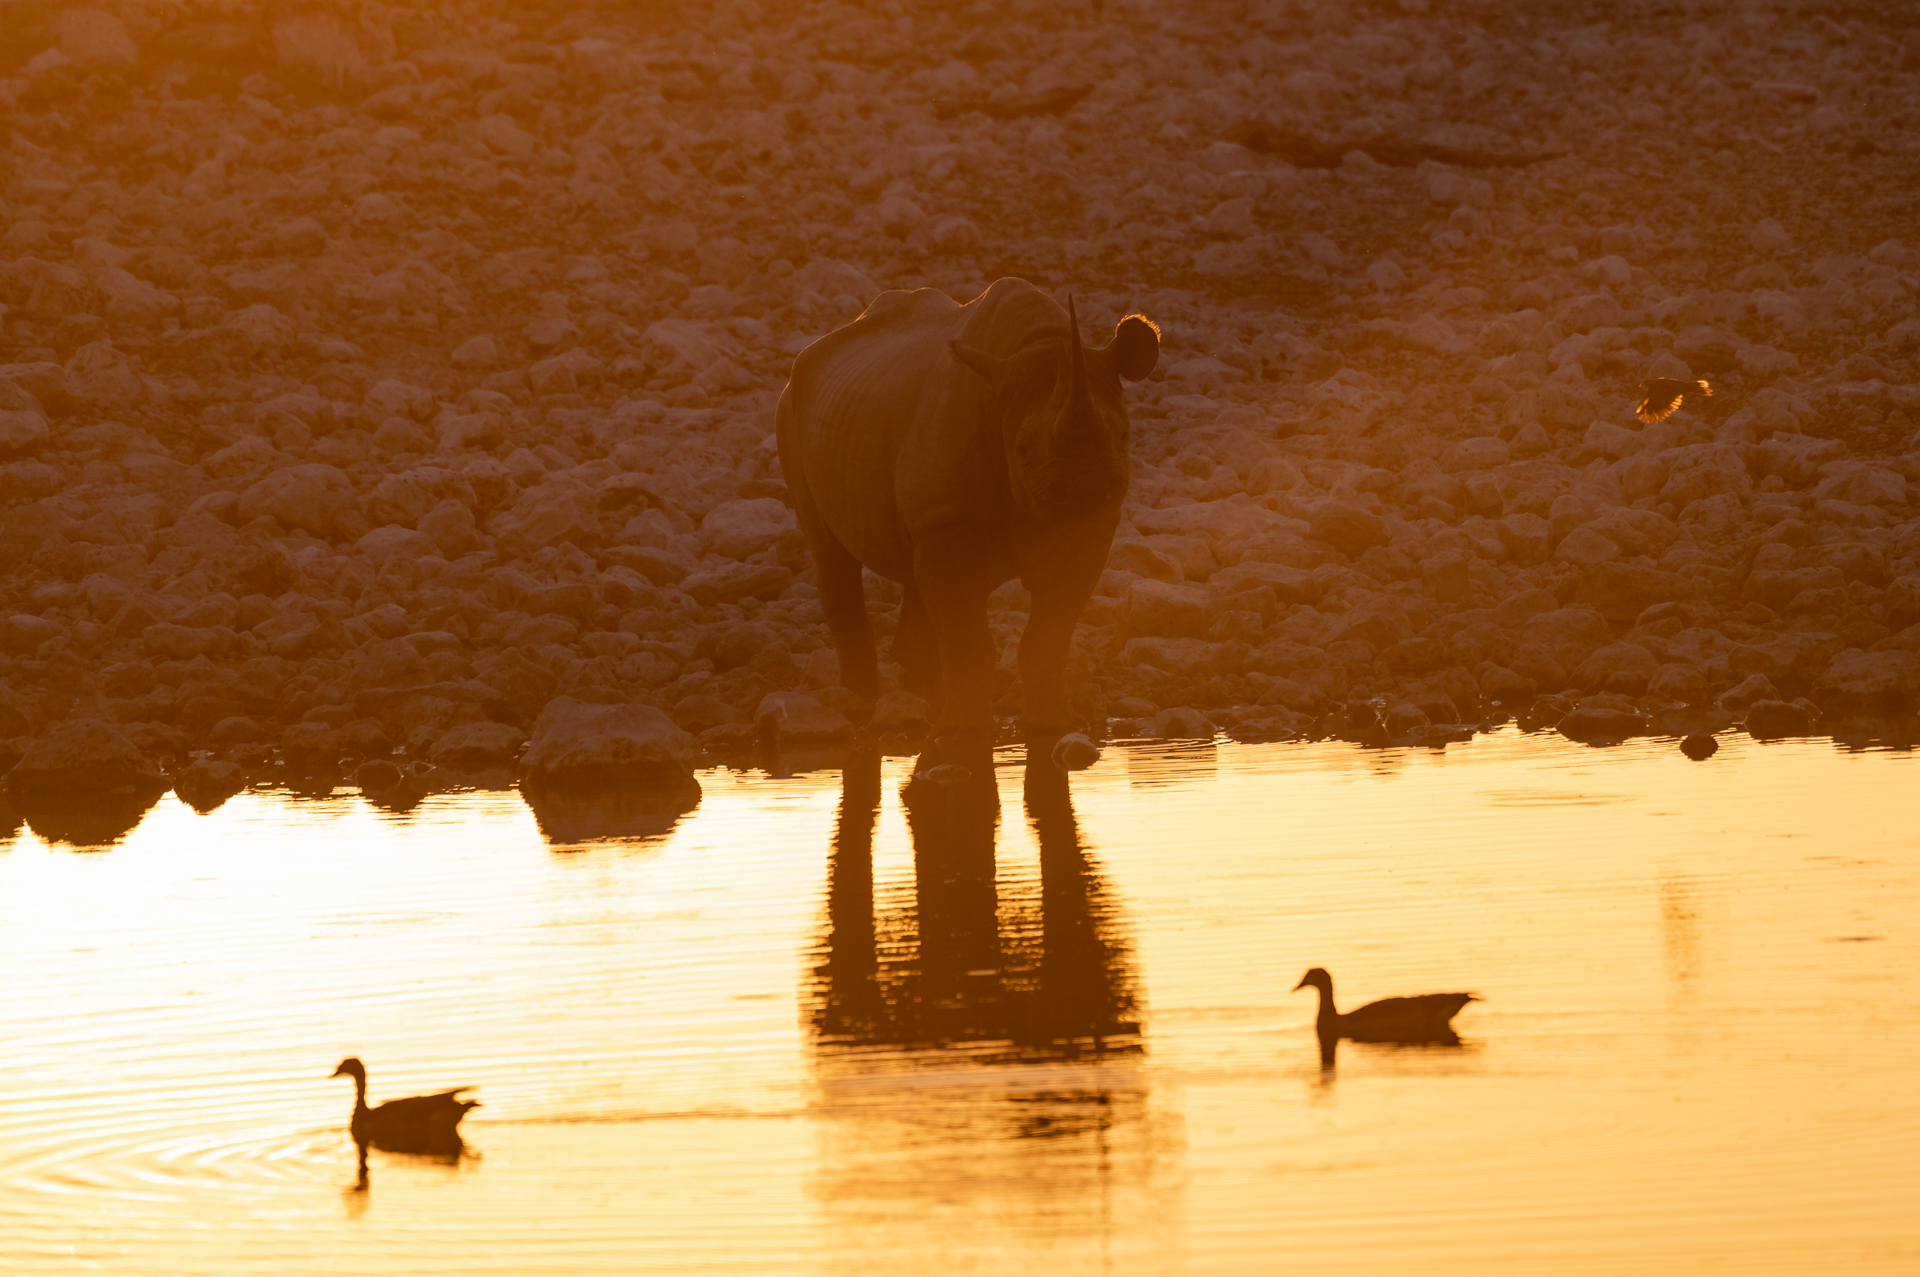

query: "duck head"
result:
(1292, 967), (1333, 994)
(331, 1057), (367, 1084)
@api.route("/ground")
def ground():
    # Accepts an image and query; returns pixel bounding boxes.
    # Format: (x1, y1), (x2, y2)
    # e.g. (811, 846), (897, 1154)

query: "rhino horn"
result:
(1065, 293), (1092, 417)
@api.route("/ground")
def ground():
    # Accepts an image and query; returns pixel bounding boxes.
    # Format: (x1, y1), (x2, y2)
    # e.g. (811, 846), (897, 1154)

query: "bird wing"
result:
(370, 1089), (478, 1128)
(1635, 383), (1685, 424)
(1341, 993), (1477, 1041)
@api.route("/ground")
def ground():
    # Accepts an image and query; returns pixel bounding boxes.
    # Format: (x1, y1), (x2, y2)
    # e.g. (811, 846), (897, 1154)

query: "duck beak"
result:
(330, 1065), (346, 1077)
(1291, 977), (1308, 992)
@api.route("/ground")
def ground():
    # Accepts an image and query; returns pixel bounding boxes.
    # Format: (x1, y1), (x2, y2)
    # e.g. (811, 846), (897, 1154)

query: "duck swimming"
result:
(332, 1056), (478, 1181)
(1292, 967), (1478, 1066)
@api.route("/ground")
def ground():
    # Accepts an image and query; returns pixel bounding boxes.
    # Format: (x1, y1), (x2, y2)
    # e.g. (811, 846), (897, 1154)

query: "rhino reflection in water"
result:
(809, 753), (1140, 1064)
(778, 279), (1159, 766)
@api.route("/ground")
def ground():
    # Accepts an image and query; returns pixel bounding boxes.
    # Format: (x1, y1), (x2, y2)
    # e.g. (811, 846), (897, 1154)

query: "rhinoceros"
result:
(776, 277), (1159, 757)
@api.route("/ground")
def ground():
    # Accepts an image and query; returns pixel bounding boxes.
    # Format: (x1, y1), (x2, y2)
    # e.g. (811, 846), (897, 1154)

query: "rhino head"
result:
(949, 297), (1159, 520)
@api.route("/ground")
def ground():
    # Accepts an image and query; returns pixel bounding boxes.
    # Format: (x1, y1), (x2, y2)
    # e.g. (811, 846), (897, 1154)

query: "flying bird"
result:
(1293, 967), (1479, 1067)
(1635, 377), (1712, 424)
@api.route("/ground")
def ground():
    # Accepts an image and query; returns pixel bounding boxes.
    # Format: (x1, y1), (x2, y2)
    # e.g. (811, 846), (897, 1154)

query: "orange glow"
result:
(3, 734), (1917, 1272)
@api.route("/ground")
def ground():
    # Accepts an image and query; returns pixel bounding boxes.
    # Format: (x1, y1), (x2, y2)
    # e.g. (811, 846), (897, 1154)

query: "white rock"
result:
(365, 378), (435, 422)
(0, 409), (48, 454)
(754, 691), (852, 743)
(64, 342), (145, 406)
(699, 497), (795, 559)
(451, 334), (499, 368)
(55, 9), (138, 66)
(237, 464), (358, 537)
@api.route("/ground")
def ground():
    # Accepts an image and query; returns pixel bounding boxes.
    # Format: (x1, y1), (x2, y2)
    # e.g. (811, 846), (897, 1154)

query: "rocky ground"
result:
(3, 0), (1919, 839)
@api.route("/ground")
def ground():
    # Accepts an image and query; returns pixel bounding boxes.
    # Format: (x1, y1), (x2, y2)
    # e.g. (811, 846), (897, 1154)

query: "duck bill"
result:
(330, 1065), (347, 1077)
(1291, 977), (1309, 992)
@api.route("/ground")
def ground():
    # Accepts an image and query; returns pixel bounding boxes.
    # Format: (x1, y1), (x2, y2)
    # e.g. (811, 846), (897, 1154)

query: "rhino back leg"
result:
(789, 464), (880, 708)
(894, 584), (944, 713)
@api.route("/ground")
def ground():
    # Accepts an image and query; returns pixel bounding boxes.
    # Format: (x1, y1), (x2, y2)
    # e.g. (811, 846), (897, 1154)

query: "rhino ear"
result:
(1106, 314), (1160, 382)
(949, 341), (1006, 385)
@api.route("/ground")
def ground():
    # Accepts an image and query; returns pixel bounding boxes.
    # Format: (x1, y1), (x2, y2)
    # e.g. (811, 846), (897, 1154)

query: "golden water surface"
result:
(2, 731), (1916, 1275)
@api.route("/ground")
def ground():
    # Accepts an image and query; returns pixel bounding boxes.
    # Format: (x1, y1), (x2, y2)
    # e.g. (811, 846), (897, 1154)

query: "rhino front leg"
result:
(1020, 551), (1103, 738)
(913, 529), (998, 745)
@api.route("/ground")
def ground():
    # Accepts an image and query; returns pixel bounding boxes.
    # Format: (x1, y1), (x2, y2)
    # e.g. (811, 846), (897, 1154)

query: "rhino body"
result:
(776, 277), (1158, 751)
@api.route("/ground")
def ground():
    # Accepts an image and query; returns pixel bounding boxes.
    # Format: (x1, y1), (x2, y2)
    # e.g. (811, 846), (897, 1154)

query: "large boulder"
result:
(520, 696), (697, 785)
(430, 721), (527, 769)
(680, 563), (794, 605)
(489, 473), (600, 560)
(1812, 649), (1920, 710)
(1516, 605), (1611, 672)
(0, 408), (49, 454)
(754, 691), (852, 745)
(237, 464), (357, 537)
(1811, 462), (1907, 507)
(5, 718), (169, 846)
(699, 498), (796, 560)
(1120, 637), (1231, 677)
(1660, 443), (1752, 505)
(1309, 502), (1389, 554)
(1557, 700), (1648, 744)
(1745, 700), (1814, 739)
(1576, 642), (1659, 694)
(5, 718), (165, 799)
(64, 340), (146, 406)
(1127, 579), (1209, 638)
(1755, 434), (1846, 485)
(1576, 562), (1701, 623)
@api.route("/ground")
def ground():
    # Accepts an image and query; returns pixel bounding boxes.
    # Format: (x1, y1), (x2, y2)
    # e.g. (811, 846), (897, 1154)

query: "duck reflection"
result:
(812, 750), (1140, 1060)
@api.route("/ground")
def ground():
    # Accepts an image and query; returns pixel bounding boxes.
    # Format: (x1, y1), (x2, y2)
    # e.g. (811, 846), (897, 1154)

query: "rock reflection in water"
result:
(521, 773), (702, 846)
(13, 787), (166, 849)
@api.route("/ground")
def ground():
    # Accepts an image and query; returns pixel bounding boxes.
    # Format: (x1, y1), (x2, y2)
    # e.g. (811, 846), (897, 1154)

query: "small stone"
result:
(1554, 524), (1620, 567)
(1497, 513), (1551, 564)
(1680, 733), (1719, 760)
(1310, 502), (1389, 554)
(1128, 579), (1210, 638)
(355, 759), (404, 791)
(1744, 700), (1812, 739)
(1480, 665), (1535, 704)
(172, 757), (248, 814)
(1557, 705), (1647, 744)
(918, 763), (972, 784)
(1050, 733), (1100, 770)
(1719, 673), (1779, 712)
(430, 721), (526, 767)
(870, 690), (931, 735)
(754, 691), (852, 744)
(451, 334), (500, 369)
(1152, 706), (1214, 739)
(1647, 663), (1711, 705)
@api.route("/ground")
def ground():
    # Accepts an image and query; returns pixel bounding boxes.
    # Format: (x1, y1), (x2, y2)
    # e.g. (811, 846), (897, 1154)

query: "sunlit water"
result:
(2, 730), (1916, 1274)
